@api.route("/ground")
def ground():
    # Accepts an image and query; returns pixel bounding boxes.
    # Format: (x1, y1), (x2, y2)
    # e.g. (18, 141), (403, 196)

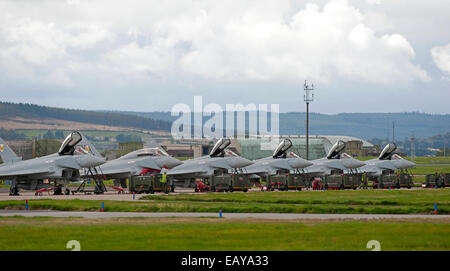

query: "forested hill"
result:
(2, 101), (448, 140)
(117, 111), (450, 140)
(0, 102), (172, 132)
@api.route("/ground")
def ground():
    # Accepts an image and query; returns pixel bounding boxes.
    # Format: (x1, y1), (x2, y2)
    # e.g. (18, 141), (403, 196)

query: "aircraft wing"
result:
(244, 165), (273, 175)
(270, 159), (294, 170)
(207, 159), (232, 170)
(324, 160), (347, 171)
(0, 167), (53, 178)
(135, 158), (160, 170)
(165, 164), (210, 176)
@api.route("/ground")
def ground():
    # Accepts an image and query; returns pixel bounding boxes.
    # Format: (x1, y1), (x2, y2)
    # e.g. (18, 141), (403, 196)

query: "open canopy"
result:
(58, 131), (82, 156)
(209, 138), (231, 157)
(379, 143), (397, 160)
(327, 140), (346, 159)
(273, 138), (293, 158)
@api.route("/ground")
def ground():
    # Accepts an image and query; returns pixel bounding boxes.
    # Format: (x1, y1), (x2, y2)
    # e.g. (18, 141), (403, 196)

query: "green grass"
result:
(1, 190), (449, 214)
(406, 156), (450, 164)
(357, 156), (450, 164)
(0, 217), (448, 251)
(143, 189), (450, 211)
(410, 165), (450, 175)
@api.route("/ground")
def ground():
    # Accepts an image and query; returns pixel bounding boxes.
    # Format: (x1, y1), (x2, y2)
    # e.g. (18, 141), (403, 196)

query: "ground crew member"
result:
(161, 172), (167, 183)
(362, 172), (368, 189)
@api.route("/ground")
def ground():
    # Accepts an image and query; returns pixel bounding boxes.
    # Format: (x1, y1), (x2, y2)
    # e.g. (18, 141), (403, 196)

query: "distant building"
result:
(157, 135), (373, 160)
(118, 141), (143, 152)
(103, 141), (144, 160)
(236, 135), (374, 160)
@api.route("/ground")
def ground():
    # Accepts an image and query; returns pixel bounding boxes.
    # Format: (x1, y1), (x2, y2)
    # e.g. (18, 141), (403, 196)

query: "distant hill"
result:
(115, 111), (450, 140)
(0, 102), (172, 132)
(1, 102), (449, 141)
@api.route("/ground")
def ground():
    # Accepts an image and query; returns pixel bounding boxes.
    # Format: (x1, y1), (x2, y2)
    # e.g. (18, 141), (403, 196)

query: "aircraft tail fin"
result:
(0, 137), (22, 163)
(77, 133), (103, 158)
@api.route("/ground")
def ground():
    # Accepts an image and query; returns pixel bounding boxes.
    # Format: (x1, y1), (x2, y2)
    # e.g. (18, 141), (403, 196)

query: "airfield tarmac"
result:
(1, 210), (449, 220)
(0, 187), (199, 201)
(0, 186), (428, 201)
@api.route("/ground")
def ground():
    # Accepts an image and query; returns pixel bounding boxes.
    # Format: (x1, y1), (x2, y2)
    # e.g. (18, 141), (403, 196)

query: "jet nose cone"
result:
(396, 159), (416, 169)
(289, 158), (313, 169)
(229, 157), (253, 168)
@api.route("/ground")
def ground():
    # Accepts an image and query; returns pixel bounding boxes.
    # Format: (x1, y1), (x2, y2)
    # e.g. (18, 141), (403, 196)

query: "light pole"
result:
(304, 80), (314, 160)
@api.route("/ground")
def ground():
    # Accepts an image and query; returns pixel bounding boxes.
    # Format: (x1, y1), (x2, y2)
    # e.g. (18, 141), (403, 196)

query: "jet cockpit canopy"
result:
(273, 138), (293, 158)
(210, 138), (231, 157)
(58, 131), (82, 156)
(327, 140), (346, 159)
(379, 143), (397, 160)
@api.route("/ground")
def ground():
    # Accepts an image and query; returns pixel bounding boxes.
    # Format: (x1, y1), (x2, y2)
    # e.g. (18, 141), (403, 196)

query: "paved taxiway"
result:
(1, 210), (448, 220)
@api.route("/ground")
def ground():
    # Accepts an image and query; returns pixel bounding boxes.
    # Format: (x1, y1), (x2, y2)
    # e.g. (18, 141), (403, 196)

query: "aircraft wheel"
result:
(229, 186), (234, 193)
(9, 187), (19, 196)
(65, 189), (70, 195)
(243, 189), (248, 192)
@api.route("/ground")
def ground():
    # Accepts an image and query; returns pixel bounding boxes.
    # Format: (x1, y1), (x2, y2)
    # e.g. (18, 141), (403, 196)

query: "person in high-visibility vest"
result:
(161, 173), (167, 183)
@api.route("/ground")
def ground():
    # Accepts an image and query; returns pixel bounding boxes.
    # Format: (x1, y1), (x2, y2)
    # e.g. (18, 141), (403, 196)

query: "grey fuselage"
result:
(165, 152), (253, 187)
(244, 156), (313, 177)
(96, 148), (182, 179)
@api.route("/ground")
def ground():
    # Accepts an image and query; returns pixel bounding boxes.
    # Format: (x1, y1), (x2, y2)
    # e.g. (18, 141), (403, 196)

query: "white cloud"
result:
(82, 0), (429, 84)
(0, 13), (113, 86)
(367, 0), (381, 5)
(0, 0), (442, 111)
(431, 43), (450, 75)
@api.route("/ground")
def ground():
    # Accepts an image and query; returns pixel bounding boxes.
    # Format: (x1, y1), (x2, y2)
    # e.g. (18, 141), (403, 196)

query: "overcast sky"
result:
(0, 0), (449, 114)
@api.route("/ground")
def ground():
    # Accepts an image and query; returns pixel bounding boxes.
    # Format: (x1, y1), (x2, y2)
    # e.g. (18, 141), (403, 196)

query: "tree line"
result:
(0, 102), (172, 131)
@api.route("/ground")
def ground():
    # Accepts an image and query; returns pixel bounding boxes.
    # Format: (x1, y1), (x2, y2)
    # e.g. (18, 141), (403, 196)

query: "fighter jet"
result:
(95, 147), (183, 187)
(304, 140), (366, 175)
(243, 138), (313, 177)
(0, 131), (105, 195)
(163, 138), (253, 187)
(359, 143), (415, 176)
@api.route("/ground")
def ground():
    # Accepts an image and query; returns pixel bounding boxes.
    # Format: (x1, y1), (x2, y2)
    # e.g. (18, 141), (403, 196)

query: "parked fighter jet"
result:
(243, 138), (313, 177)
(163, 138), (253, 187)
(0, 131), (105, 195)
(359, 143), (415, 176)
(95, 147), (183, 187)
(304, 140), (366, 175)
